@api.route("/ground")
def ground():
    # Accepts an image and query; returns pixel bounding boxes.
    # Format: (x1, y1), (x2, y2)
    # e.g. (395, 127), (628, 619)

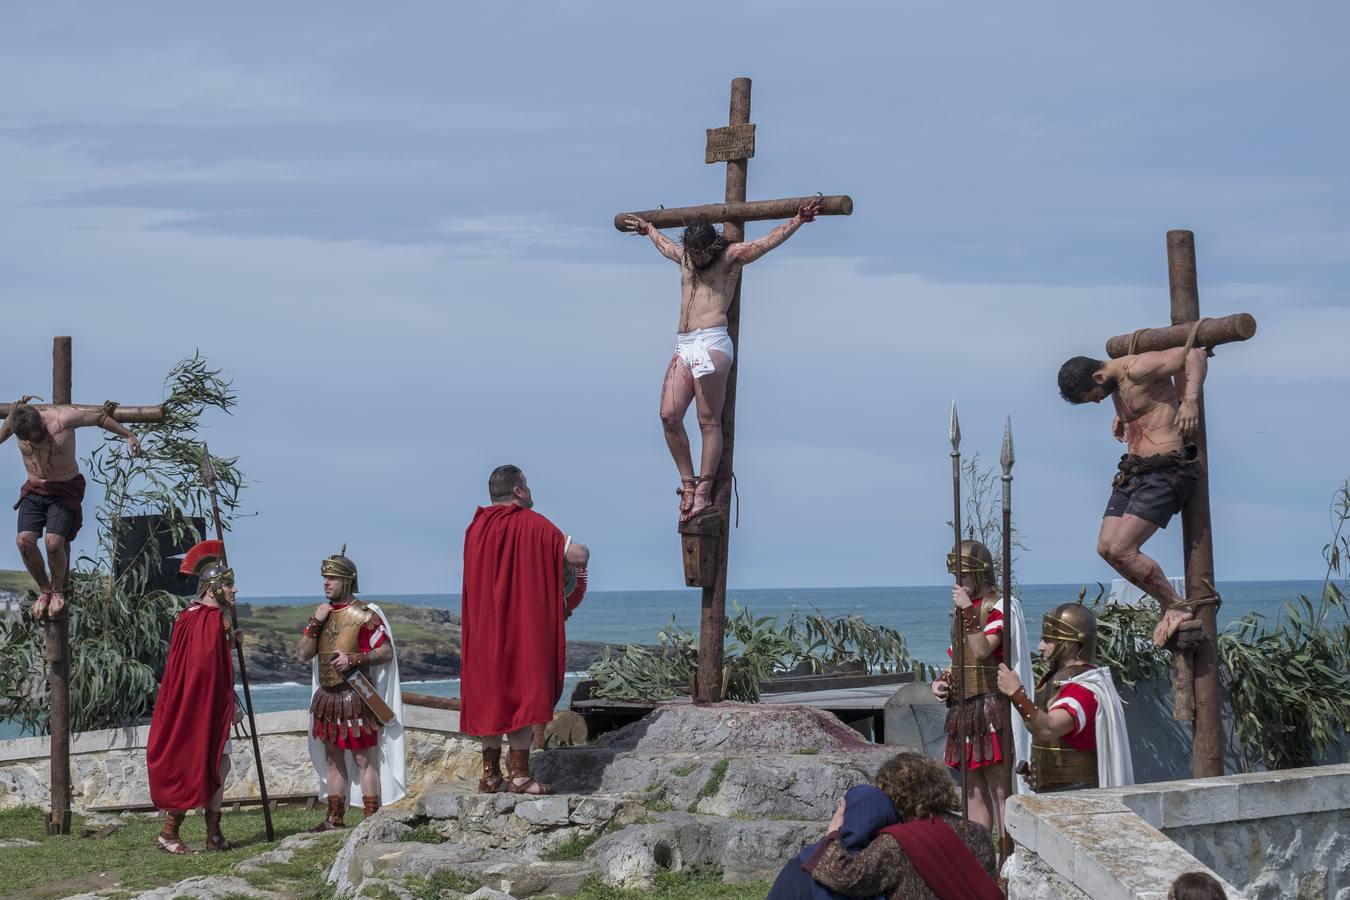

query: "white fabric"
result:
(1000, 593), (1037, 796)
(1061, 665), (1135, 788)
(674, 325), (735, 378)
(307, 601), (407, 805)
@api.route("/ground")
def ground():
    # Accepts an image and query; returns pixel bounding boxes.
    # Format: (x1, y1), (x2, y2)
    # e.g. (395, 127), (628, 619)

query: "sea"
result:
(0, 579), (1329, 740)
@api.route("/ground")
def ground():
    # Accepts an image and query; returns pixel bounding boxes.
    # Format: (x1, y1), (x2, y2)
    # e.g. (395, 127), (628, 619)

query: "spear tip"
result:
(1001, 416), (1015, 471)
(950, 401), (961, 449)
(200, 442), (217, 486)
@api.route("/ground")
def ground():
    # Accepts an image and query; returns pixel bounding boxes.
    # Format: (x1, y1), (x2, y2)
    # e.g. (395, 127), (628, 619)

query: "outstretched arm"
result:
(69, 405), (142, 456)
(622, 216), (682, 263)
(724, 199), (821, 265)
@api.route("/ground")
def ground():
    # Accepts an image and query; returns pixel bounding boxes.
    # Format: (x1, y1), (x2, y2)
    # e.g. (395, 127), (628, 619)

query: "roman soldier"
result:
(145, 540), (243, 853)
(930, 539), (1033, 832)
(997, 601), (1134, 792)
(299, 546), (405, 830)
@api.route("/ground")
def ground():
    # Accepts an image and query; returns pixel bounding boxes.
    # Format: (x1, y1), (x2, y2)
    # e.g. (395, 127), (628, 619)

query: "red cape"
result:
(459, 504), (566, 736)
(146, 603), (234, 811)
(879, 818), (1002, 900)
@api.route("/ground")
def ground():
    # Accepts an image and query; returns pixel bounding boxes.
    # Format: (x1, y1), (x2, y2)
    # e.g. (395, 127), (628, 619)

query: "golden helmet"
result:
(320, 544), (359, 593)
(1041, 601), (1098, 666)
(947, 539), (995, 593)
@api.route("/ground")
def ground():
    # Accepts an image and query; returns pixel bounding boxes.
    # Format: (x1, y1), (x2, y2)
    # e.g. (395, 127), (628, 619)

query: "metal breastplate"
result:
(317, 602), (371, 689)
(1030, 665), (1098, 792)
(950, 598), (999, 697)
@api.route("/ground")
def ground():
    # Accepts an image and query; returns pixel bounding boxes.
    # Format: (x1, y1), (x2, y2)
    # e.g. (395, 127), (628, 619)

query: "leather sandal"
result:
(505, 748), (553, 796)
(479, 746), (506, 794)
(204, 809), (234, 851)
(156, 835), (194, 855)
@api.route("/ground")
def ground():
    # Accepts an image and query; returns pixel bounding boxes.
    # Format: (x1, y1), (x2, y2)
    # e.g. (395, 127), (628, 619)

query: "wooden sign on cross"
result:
(0, 336), (165, 834)
(1102, 231), (1257, 778)
(613, 78), (853, 703)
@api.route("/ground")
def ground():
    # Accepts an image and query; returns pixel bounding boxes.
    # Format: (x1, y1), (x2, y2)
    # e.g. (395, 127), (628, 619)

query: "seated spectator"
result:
(1170, 871), (1227, 899)
(766, 783), (898, 900)
(803, 751), (1002, 900)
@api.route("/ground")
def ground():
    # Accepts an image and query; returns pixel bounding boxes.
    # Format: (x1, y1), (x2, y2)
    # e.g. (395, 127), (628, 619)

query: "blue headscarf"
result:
(766, 784), (899, 900)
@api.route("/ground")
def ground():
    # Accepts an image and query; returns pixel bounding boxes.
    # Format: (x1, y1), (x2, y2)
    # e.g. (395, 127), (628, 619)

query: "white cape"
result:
(308, 601), (407, 805)
(1062, 665), (1134, 788)
(999, 594), (1037, 795)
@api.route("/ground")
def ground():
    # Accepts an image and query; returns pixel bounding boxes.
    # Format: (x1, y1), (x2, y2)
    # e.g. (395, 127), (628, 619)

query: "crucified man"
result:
(624, 199), (822, 522)
(1057, 346), (1209, 648)
(0, 398), (141, 620)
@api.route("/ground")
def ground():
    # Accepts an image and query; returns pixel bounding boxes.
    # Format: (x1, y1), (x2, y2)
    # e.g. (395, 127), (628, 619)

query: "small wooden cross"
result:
(613, 78), (852, 703)
(0, 336), (165, 834)
(1102, 231), (1257, 779)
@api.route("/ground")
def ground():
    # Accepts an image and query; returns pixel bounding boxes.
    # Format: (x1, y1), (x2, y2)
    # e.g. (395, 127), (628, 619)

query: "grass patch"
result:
(574, 867), (770, 899)
(671, 762), (698, 777)
(402, 823), (445, 844)
(0, 805), (341, 899)
(400, 870), (481, 899)
(794, 747), (819, 755)
(644, 798), (677, 813)
(687, 757), (731, 812)
(540, 825), (611, 861)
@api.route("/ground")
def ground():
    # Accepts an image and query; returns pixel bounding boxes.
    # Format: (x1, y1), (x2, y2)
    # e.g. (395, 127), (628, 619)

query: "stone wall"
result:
(0, 706), (481, 811)
(1006, 764), (1350, 900)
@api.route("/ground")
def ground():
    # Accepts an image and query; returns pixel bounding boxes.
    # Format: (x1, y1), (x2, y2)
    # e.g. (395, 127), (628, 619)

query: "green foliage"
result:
(401, 823), (446, 844)
(688, 757), (731, 811)
(1219, 480), (1350, 770)
(398, 870), (480, 898)
(541, 825), (612, 861)
(0, 355), (242, 734)
(587, 603), (935, 703)
(952, 453), (1026, 595)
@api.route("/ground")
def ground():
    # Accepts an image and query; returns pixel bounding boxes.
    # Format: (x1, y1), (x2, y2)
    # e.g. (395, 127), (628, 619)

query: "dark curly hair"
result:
(874, 751), (957, 821)
(681, 221), (728, 269)
(1057, 356), (1109, 404)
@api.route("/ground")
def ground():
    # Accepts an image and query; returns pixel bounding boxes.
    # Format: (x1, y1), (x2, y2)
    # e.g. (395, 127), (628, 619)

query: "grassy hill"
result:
(0, 569), (36, 593)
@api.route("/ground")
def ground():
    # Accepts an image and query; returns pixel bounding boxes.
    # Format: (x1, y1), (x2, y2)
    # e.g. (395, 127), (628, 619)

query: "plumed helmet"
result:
(1042, 601), (1098, 667)
(320, 544), (359, 593)
(179, 539), (234, 597)
(947, 539), (996, 594)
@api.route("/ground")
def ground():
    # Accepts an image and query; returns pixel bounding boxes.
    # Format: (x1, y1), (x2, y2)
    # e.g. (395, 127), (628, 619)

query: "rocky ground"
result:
(119, 703), (897, 898)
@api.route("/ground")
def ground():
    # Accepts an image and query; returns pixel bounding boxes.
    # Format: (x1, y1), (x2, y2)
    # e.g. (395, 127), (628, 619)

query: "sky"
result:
(1, 3), (1347, 596)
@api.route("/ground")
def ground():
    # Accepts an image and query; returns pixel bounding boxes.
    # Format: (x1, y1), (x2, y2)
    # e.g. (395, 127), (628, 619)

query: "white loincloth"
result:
(674, 326), (735, 378)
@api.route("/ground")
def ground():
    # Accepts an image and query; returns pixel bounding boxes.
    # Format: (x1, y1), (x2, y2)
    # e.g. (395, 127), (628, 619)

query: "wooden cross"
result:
(613, 78), (852, 703)
(0, 336), (164, 834)
(1103, 231), (1257, 778)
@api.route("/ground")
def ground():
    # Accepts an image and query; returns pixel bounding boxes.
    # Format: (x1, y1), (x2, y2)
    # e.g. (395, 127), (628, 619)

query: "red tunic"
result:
(146, 602), (234, 811)
(1049, 681), (1099, 751)
(309, 603), (388, 750)
(945, 604), (1005, 664)
(460, 504), (566, 736)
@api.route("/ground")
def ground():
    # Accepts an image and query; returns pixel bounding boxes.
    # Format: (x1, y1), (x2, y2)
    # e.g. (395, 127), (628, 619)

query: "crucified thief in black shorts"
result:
(1103, 444), (1202, 529)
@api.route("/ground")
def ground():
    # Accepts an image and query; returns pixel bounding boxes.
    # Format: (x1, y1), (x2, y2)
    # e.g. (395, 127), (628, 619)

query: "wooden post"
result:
(46, 336), (73, 836)
(1166, 230), (1224, 778)
(694, 77), (752, 704)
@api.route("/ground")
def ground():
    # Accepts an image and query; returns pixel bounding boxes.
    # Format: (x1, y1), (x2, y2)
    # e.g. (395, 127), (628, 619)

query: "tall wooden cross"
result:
(0, 336), (164, 834)
(1103, 231), (1258, 777)
(613, 78), (853, 702)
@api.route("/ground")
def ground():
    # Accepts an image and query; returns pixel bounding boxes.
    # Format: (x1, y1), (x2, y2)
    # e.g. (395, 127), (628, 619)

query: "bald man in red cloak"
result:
(461, 464), (590, 796)
(145, 540), (243, 853)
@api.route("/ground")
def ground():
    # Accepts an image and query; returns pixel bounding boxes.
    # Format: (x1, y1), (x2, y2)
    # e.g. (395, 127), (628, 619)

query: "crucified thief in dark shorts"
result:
(624, 200), (823, 523)
(0, 398), (141, 620)
(1058, 347), (1211, 648)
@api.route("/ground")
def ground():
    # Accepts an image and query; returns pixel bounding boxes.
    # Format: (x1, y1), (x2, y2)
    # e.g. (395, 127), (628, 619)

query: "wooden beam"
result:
(45, 337), (72, 837)
(0, 403), (165, 422)
(614, 194), (852, 232)
(1166, 230), (1225, 779)
(1104, 312), (1257, 359)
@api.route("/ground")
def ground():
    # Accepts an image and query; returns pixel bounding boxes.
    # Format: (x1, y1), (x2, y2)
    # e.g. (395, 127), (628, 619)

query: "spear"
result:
(999, 416), (1015, 862)
(950, 402), (969, 818)
(201, 444), (274, 842)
